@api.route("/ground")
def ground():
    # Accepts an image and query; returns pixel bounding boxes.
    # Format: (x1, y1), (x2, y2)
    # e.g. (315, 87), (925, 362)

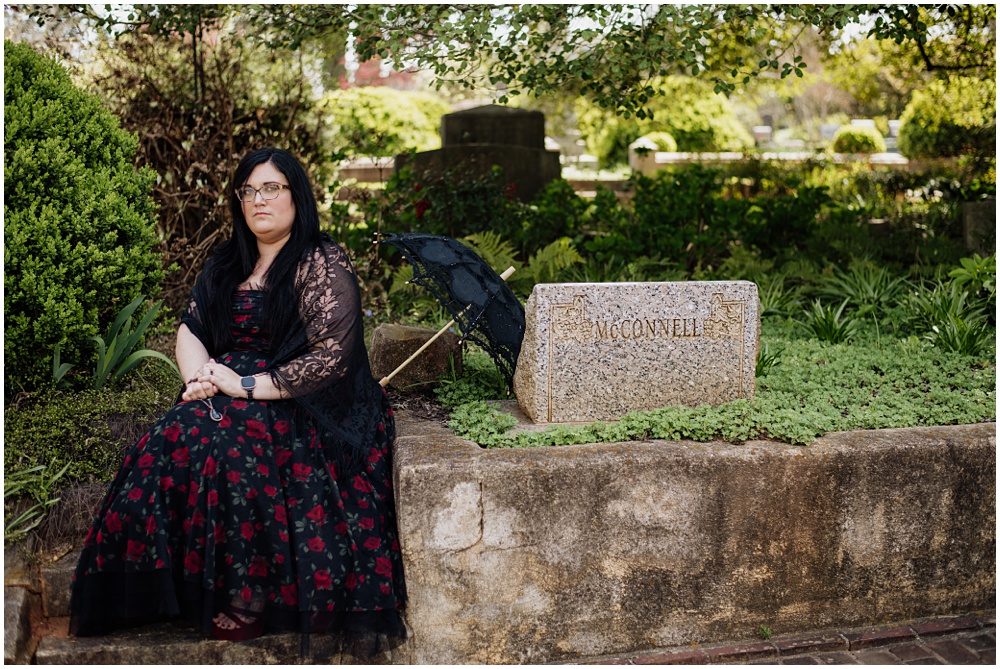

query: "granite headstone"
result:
(513, 282), (760, 423)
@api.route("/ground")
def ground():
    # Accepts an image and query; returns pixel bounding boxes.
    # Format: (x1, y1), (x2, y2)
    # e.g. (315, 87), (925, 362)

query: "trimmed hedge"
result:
(831, 125), (887, 154)
(4, 40), (163, 397)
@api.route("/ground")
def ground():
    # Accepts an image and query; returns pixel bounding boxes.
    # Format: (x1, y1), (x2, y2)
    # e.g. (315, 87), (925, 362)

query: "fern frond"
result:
(526, 237), (584, 284)
(462, 231), (521, 275)
(389, 264), (417, 294)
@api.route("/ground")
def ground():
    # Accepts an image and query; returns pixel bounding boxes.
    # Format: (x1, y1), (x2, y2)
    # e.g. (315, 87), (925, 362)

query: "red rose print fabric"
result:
(69, 291), (406, 641)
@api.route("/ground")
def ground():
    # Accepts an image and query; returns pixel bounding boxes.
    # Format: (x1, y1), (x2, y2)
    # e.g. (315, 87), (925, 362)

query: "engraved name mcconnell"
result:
(594, 317), (701, 340)
(552, 294), (745, 343)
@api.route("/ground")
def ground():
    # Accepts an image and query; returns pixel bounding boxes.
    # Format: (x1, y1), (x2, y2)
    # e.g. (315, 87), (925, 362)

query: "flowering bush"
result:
(369, 165), (524, 245)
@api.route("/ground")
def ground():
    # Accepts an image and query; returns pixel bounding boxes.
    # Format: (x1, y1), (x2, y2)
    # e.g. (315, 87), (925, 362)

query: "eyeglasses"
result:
(235, 183), (290, 202)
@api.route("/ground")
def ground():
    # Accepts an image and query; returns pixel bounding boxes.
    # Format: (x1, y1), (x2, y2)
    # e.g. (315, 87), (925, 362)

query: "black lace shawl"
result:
(182, 238), (382, 477)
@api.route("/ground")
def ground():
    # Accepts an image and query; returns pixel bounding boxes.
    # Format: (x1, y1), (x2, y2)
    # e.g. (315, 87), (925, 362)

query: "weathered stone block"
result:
(368, 324), (462, 389)
(962, 199), (996, 254)
(41, 549), (79, 618)
(396, 104), (561, 202)
(4, 586), (38, 665)
(34, 623), (353, 664)
(513, 282), (759, 423)
(441, 104), (546, 148)
(392, 421), (996, 664)
(395, 145), (561, 202)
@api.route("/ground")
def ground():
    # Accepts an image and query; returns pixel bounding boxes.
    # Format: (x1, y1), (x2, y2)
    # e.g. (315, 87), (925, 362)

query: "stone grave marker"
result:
(820, 124), (840, 140)
(513, 282), (759, 423)
(752, 125), (773, 143)
(962, 198), (996, 254)
(395, 104), (561, 201)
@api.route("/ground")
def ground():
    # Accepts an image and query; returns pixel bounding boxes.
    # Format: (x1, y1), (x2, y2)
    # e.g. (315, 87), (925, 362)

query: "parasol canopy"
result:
(379, 232), (525, 389)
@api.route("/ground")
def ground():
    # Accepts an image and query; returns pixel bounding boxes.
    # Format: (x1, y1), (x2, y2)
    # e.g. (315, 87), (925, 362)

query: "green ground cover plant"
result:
(3, 357), (179, 546)
(3, 358), (179, 545)
(444, 336), (995, 450)
(3, 363), (179, 489)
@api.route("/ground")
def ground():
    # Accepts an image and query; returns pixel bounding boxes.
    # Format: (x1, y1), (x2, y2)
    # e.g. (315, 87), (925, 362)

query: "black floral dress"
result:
(70, 290), (407, 641)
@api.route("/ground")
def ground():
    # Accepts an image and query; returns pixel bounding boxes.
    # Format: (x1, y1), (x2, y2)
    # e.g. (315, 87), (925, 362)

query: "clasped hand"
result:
(181, 359), (243, 402)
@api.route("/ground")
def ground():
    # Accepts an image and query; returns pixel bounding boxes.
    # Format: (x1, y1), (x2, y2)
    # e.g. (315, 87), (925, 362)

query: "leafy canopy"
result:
(897, 76), (997, 159)
(36, 4), (997, 119)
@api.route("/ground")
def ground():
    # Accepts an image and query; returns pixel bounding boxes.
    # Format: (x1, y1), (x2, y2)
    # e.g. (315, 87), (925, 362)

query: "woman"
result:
(70, 148), (407, 649)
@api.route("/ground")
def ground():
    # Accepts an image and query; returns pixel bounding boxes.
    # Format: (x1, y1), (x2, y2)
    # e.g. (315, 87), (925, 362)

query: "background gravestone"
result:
(395, 104), (561, 201)
(962, 198), (996, 254)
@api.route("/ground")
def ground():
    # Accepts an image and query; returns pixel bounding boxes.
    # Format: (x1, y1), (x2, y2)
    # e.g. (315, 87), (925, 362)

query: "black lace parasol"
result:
(379, 233), (525, 390)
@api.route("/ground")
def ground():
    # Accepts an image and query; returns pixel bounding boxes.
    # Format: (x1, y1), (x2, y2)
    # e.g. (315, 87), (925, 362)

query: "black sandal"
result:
(213, 602), (265, 641)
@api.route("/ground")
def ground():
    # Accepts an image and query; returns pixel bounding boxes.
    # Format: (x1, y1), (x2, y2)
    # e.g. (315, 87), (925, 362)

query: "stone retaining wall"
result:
(390, 420), (995, 664)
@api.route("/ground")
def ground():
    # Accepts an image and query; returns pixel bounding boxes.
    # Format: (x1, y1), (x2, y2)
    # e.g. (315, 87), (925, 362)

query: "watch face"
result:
(241, 376), (256, 389)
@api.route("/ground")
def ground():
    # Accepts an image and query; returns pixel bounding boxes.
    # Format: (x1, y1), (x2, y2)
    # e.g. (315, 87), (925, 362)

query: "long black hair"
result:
(199, 147), (323, 354)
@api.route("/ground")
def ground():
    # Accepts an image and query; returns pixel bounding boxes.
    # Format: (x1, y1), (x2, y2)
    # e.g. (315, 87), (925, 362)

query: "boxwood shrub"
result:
(640, 131), (679, 152)
(4, 40), (163, 397)
(831, 125), (887, 154)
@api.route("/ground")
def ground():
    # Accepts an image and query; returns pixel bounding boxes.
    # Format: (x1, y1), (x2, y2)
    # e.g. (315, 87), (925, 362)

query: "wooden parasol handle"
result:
(379, 266), (516, 388)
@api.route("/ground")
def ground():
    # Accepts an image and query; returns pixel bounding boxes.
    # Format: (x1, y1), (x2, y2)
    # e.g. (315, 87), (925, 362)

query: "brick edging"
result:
(583, 613), (993, 665)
